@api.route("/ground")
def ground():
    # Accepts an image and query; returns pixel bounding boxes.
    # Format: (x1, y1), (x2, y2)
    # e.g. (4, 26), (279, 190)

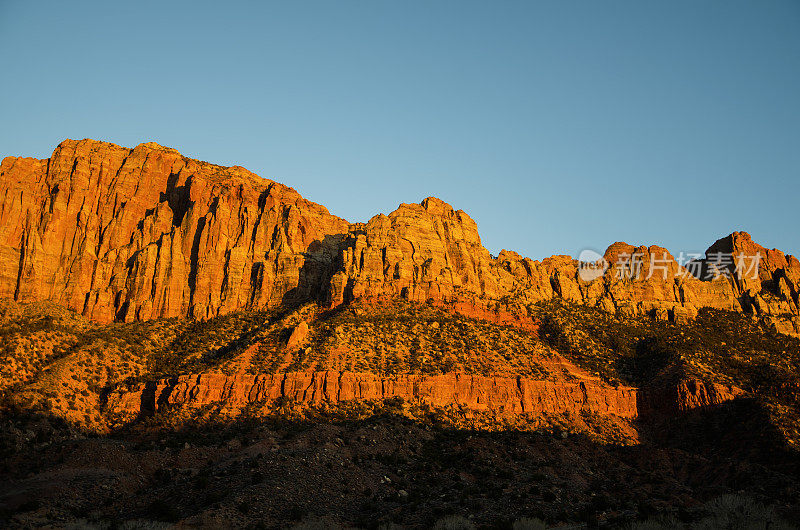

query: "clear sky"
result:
(1, 1), (798, 260)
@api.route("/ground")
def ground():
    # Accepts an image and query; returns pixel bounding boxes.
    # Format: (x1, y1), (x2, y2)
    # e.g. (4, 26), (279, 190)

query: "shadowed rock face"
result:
(1, 139), (798, 335)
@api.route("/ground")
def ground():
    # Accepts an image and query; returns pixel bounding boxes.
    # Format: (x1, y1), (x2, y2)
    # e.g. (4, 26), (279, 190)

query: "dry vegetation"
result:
(2, 297), (800, 527)
(3, 296), (800, 444)
(248, 300), (555, 378)
(533, 300), (800, 447)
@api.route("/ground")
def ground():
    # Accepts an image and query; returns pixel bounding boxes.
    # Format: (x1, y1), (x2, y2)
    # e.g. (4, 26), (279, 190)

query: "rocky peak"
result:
(419, 196), (455, 215)
(327, 196), (492, 306)
(135, 141), (178, 152)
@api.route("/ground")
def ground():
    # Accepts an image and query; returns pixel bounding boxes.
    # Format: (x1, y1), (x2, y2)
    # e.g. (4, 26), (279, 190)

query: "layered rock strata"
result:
(105, 371), (740, 422)
(2, 139), (798, 334)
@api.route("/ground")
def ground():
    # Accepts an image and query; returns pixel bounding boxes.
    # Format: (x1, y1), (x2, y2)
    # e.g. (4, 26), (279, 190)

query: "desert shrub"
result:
(534, 300), (800, 388)
(694, 494), (794, 530)
(432, 515), (476, 530)
(512, 517), (548, 530)
(626, 495), (794, 530)
(291, 517), (343, 530)
(67, 517), (164, 530)
(117, 522), (173, 530)
(62, 519), (102, 529)
(626, 515), (683, 529)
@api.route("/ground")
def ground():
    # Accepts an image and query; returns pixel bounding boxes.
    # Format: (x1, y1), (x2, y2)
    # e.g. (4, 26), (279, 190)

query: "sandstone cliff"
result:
(1, 139), (798, 334)
(0, 139), (349, 322)
(105, 371), (743, 423)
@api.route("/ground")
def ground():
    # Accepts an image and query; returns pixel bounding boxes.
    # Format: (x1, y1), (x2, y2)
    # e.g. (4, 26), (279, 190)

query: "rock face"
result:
(285, 321), (310, 351)
(639, 379), (747, 417)
(1, 139), (798, 334)
(331, 210), (799, 334)
(105, 371), (743, 423)
(0, 139), (349, 322)
(106, 371), (639, 421)
(329, 197), (496, 305)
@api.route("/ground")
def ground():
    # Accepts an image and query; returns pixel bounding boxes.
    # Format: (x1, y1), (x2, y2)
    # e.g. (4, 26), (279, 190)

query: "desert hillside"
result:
(1, 140), (799, 529)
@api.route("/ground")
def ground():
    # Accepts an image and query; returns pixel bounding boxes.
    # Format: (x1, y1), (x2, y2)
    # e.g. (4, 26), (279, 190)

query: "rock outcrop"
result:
(639, 379), (747, 417)
(328, 197), (497, 305)
(285, 321), (310, 351)
(105, 371), (640, 421)
(105, 371), (743, 423)
(329, 205), (799, 334)
(1, 139), (798, 334)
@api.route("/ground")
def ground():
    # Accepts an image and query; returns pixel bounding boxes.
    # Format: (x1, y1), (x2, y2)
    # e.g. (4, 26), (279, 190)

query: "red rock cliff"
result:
(1, 139), (798, 334)
(106, 371), (640, 421)
(105, 371), (742, 423)
(0, 139), (349, 321)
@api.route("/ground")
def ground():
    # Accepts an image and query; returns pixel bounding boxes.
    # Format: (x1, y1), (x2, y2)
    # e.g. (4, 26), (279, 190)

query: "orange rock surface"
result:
(1, 139), (798, 334)
(0, 139), (349, 322)
(105, 370), (742, 422)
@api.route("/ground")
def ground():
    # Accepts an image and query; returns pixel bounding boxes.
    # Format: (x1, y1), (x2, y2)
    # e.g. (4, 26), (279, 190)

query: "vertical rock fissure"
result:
(14, 230), (26, 300)
(187, 216), (207, 315)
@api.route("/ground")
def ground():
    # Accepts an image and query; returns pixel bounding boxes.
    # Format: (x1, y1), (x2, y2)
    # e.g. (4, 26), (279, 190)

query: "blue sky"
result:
(1, 1), (798, 260)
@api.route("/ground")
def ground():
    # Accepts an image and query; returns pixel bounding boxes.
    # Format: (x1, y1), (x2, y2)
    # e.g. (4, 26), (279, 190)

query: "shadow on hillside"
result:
(2, 401), (800, 529)
(641, 397), (798, 469)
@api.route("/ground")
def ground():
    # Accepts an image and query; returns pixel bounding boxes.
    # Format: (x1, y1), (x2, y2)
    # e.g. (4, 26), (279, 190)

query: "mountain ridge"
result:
(2, 142), (800, 527)
(1, 138), (798, 336)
